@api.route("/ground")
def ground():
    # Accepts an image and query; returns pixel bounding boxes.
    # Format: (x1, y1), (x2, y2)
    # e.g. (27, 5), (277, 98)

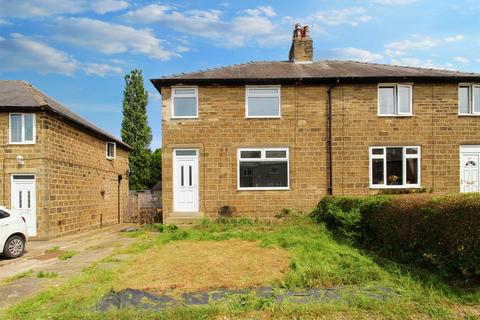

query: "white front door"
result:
(173, 149), (199, 213)
(11, 174), (36, 236)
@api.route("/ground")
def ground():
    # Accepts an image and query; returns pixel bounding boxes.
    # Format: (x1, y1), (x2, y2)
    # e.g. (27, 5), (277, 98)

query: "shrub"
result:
(311, 195), (389, 243)
(311, 194), (480, 282)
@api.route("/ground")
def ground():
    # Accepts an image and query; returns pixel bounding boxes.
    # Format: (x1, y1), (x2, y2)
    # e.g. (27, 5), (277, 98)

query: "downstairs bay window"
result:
(369, 146), (420, 188)
(238, 148), (289, 190)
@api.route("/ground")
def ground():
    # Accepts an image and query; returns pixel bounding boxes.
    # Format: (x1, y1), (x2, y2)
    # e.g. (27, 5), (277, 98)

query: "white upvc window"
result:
(106, 142), (116, 159)
(458, 83), (480, 115)
(237, 147), (289, 190)
(172, 86), (198, 119)
(9, 113), (35, 144)
(378, 84), (413, 116)
(369, 146), (421, 189)
(246, 86), (281, 118)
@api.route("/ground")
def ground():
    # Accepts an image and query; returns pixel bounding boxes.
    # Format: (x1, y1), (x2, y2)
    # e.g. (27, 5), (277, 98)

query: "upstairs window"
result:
(172, 87), (198, 118)
(370, 146), (420, 188)
(238, 148), (289, 190)
(9, 113), (35, 144)
(459, 84), (480, 115)
(106, 142), (116, 159)
(378, 84), (412, 116)
(246, 86), (281, 118)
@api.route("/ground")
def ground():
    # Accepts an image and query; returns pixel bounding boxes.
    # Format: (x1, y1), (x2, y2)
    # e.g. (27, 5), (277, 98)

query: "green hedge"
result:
(311, 194), (480, 281)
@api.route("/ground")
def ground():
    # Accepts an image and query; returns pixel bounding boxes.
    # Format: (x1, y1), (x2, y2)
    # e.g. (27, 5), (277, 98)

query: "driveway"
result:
(0, 223), (137, 310)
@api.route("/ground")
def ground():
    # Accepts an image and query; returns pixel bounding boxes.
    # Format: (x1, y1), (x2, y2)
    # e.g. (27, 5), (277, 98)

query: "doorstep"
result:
(165, 212), (204, 227)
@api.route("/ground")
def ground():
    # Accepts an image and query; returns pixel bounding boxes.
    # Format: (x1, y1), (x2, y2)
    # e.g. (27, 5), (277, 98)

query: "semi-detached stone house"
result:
(0, 81), (131, 239)
(151, 24), (480, 225)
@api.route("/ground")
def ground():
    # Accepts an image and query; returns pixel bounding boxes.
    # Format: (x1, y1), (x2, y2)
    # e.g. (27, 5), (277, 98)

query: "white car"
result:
(0, 207), (28, 259)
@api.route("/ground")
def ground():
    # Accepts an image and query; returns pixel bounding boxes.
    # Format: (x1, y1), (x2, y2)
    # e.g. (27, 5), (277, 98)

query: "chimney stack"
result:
(289, 23), (313, 63)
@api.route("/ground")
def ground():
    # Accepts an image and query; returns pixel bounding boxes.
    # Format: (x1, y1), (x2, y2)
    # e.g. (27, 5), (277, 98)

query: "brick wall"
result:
(332, 83), (480, 195)
(0, 111), (129, 239)
(161, 83), (480, 220)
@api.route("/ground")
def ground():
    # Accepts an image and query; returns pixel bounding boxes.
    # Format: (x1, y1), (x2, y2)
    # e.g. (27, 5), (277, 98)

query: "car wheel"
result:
(3, 235), (25, 259)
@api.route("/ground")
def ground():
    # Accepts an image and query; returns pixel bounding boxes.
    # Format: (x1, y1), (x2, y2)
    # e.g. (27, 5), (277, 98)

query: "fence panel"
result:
(123, 193), (139, 223)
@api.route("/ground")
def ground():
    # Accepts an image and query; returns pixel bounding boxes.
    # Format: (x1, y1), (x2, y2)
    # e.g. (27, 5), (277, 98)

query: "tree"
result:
(121, 69), (152, 190)
(149, 148), (162, 187)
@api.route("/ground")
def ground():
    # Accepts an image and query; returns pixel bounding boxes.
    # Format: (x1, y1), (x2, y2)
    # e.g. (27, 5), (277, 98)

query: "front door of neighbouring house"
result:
(11, 174), (36, 236)
(460, 146), (480, 193)
(173, 149), (199, 213)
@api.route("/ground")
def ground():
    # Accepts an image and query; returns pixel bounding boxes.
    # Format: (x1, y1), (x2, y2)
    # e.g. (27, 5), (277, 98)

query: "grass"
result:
(1, 215), (479, 319)
(36, 271), (58, 279)
(117, 239), (290, 292)
(44, 246), (60, 254)
(1, 269), (33, 285)
(58, 251), (77, 261)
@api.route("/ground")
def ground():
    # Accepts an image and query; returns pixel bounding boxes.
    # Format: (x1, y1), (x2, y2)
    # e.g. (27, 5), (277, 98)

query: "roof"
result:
(151, 60), (480, 89)
(0, 80), (131, 150)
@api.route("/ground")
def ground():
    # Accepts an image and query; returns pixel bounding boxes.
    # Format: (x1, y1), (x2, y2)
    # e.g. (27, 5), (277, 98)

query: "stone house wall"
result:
(160, 83), (478, 221)
(0, 111), (129, 239)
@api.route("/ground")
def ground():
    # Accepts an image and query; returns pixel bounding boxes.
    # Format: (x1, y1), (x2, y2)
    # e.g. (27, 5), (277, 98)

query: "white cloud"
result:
(371, 0), (419, 5)
(53, 17), (179, 60)
(176, 46), (190, 53)
(243, 6), (276, 17)
(83, 63), (123, 77)
(385, 34), (465, 57)
(0, 18), (10, 25)
(444, 34), (464, 42)
(0, 0), (128, 18)
(385, 36), (438, 56)
(453, 56), (470, 64)
(391, 57), (456, 70)
(329, 47), (383, 63)
(307, 7), (372, 27)
(0, 33), (127, 76)
(122, 5), (286, 48)
(90, 0), (129, 14)
(0, 34), (79, 75)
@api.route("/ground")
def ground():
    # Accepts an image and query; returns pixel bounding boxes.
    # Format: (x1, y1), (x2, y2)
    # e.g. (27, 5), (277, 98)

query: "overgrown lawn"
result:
(1, 216), (479, 319)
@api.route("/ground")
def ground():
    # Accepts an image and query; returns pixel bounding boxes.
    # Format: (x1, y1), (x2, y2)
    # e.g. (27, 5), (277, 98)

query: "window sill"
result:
(8, 142), (36, 145)
(377, 114), (413, 117)
(106, 157), (116, 161)
(171, 116), (199, 120)
(238, 187), (290, 191)
(245, 116), (282, 119)
(458, 113), (480, 117)
(369, 185), (421, 189)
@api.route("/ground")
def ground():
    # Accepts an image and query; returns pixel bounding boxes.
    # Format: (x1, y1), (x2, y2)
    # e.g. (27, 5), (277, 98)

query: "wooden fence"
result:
(123, 190), (162, 223)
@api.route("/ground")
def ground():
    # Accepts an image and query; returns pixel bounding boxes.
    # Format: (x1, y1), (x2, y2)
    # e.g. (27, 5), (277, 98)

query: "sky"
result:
(0, 0), (479, 149)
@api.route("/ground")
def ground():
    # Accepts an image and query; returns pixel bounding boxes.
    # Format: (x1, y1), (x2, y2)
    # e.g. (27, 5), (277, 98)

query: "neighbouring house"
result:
(0, 80), (131, 239)
(151, 24), (480, 224)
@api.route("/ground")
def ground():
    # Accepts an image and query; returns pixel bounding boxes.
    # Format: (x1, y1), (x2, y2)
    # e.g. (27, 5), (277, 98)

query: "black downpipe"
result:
(327, 82), (338, 195)
(117, 174), (123, 224)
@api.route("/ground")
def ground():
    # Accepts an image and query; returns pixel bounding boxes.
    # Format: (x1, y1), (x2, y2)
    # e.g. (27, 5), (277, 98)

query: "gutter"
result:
(150, 75), (480, 91)
(327, 80), (339, 195)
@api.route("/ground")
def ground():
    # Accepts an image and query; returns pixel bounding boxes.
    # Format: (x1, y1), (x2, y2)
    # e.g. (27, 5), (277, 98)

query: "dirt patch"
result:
(32, 252), (63, 260)
(116, 240), (290, 293)
(453, 304), (480, 318)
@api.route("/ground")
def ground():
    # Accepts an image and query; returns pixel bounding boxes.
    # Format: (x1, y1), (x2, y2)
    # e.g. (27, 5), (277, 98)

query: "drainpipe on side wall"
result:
(327, 81), (339, 195)
(117, 174), (122, 224)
